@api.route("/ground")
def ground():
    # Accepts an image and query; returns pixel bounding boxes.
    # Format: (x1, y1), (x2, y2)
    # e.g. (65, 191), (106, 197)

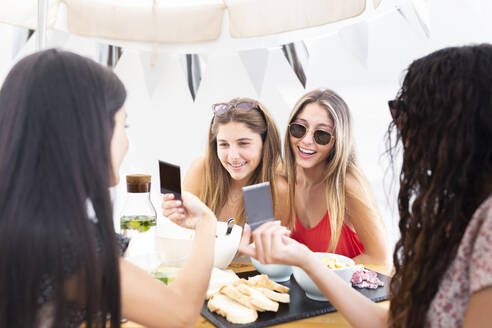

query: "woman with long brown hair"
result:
(240, 44), (492, 327)
(162, 98), (287, 226)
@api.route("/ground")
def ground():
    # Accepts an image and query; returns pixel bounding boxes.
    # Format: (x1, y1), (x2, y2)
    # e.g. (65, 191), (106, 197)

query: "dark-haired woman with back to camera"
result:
(0, 49), (218, 327)
(239, 44), (492, 327)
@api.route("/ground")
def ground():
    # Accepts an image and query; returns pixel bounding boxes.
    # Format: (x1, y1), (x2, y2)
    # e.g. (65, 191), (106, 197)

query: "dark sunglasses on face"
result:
(288, 122), (333, 145)
(212, 101), (259, 115)
(388, 99), (400, 121)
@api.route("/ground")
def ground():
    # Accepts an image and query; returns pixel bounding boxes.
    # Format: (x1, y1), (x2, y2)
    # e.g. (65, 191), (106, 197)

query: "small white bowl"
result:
(214, 221), (243, 269)
(292, 252), (355, 301)
(251, 257), (293, 282)
(155, 220), (242, 269)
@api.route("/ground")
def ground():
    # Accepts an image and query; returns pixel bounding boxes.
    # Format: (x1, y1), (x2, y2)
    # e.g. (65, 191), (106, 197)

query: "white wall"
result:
(1, 0), (491, 255)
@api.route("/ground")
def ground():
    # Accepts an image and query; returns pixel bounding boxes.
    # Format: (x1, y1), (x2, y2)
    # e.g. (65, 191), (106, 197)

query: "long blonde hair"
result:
(200, 98), (282, 226)
(284, 89), (376, 251)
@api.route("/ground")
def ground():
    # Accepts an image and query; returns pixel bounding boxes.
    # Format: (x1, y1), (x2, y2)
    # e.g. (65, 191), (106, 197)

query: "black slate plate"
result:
(201, 270), (389, 328)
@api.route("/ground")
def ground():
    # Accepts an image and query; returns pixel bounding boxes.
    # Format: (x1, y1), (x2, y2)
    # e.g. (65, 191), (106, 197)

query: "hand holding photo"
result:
(158, 160), (182, 200)
(242, 181), (274, 231)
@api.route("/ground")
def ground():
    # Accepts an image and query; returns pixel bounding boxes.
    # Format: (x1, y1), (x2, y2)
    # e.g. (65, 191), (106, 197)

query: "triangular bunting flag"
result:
(281, 41), (309, 88)
(396, 0), (430, 38)
(109, 46), (123, 68)
(46, 29), (70, 49)
(238, 48), (270, 97)
(96, 44), (123, 68)
(179, 54), (206, 102)
(338, 21), (369, 69)
(14, 30), (37, 60)
(0, 29), (35, 86)
(10, 26), (31, 59)
(139, 51), (167, 98)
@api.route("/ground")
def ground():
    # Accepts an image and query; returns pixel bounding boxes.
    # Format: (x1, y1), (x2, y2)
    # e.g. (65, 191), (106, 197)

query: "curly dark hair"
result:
(387, 44), (492, 327)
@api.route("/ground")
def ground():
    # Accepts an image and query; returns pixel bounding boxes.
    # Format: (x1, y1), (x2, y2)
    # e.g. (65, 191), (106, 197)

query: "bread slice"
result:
(253, 286), (290, 303)
(247, 274), (290, 293)
(219, 285), (259, 311)
(208, 293), (258, 324)
(233, 278), (249, 287)
(206, 268), (240, 299)
(236, 284), (279, 312)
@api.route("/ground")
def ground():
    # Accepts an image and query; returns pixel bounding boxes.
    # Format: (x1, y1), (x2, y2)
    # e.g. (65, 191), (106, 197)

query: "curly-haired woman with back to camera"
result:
(240, 44), (492, 327)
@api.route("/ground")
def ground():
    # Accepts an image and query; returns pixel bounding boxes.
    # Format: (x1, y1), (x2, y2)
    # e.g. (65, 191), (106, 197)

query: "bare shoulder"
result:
(344, 171), (381, 221)
(345, 171), (372, 201)
(189, 156), (206, 173)
(345, 171), (362, 191)
(183, 156), (206, 196)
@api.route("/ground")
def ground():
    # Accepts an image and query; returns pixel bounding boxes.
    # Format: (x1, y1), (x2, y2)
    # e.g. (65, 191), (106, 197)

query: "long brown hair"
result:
(283, 89), (379, 251)
(0, 50), (125, 327)
(200, 98), (282, 226)
(388, 44), (492, 327)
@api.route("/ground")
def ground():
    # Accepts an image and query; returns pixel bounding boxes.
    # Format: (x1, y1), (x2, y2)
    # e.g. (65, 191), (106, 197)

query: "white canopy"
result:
(0, 0), (377, 44)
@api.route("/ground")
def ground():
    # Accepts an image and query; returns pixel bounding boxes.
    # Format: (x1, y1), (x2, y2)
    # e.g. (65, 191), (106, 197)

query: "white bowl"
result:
(251, 257), (292, 282)
(292, 252), (355, 301)
(125, 253), (162, 271)
(214, 221), (243, 269)
(155, 220), (242, 269)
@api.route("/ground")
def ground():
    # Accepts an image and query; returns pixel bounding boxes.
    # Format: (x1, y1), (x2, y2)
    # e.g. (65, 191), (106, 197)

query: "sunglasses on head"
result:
(288, 122), (333, 145)
(212, 101), (259, 115)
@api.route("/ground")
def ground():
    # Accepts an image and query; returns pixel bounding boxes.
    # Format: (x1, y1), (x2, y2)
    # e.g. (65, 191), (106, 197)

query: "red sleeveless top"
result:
(291, 211), (364, 258)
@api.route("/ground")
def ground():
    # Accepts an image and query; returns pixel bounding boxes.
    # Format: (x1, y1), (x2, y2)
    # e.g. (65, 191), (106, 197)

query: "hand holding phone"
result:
(158, 160), (181, 200)
(242, 181), (274, 231)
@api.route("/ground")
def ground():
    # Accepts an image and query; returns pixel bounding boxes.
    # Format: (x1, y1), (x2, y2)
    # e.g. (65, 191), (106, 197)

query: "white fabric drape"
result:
(64, 0), (225, 43)
(0, 0), (59, 29)
(225, 0), (365, 38)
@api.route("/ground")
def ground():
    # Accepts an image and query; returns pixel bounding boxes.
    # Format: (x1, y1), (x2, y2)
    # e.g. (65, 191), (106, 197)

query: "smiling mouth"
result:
(229, 162), (247, 170)
(297, 146), (316, 156)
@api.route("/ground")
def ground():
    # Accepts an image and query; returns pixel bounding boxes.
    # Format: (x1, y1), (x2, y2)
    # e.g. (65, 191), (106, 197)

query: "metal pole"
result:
(111, 46), (118, 68)
(36, 0), (49, 50)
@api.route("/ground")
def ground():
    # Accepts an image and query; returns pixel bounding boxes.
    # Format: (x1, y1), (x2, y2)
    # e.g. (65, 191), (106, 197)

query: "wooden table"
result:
(122, 263), (391, 328)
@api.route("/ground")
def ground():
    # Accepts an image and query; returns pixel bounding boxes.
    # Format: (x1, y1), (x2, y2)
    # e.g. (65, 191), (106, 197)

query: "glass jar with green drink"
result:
(120, 174), (157, 255)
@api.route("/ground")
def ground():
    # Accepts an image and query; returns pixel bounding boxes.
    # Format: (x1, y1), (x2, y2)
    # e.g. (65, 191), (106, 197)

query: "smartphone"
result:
(158, 160), (181, 200)
(242, 181), (275, 231)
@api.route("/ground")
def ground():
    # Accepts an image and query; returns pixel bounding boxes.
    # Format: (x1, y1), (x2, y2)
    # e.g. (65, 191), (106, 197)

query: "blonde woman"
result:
(246, 89), (388, 264)
(162, 98), (288, 226)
